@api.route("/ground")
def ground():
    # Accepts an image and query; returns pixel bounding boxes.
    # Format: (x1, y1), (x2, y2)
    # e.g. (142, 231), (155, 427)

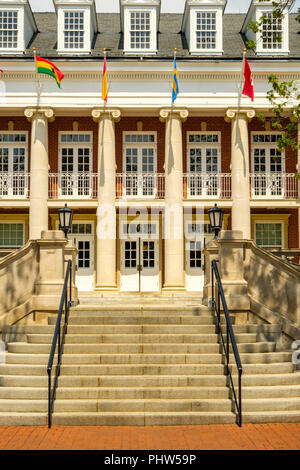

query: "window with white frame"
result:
(59, 132), (93, 198)
(255, 222), (283, 249)
(251, 133), (285, 197)
(0, 10), (18, 49)
(130, 11), (151, 49)
(187, 133), (220, 197)
(0, 133), (28, 197)
(64, 11), (84, 49)
(196, 12), (217, 49)
(123, 132), (157, 197)
(0, 222), (24, 248)
(261, 12), (282, 50)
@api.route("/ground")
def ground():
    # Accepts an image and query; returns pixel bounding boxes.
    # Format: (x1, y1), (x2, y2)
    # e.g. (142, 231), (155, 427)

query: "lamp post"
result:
(58, 203), (73, 239)
(208, 204), (224, 240)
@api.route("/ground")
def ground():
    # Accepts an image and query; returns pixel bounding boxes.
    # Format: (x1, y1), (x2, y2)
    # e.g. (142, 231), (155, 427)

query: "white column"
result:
(160, 108), (188, 289)
(92, 108), (121, 290)
(25, 108), (54, 240)
(226, 109), (255, 240)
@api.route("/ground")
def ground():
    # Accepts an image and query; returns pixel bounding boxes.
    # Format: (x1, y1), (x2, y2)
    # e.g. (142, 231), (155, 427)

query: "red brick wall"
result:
(48, 117), (98, 173)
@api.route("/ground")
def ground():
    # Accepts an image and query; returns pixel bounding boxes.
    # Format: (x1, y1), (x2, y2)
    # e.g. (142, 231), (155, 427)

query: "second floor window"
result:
(196, 12), (217, 49)
(0, 11), (18, 49)
(64, 11), (84, 49)
(130, 11), (151, 49)
(262, 12), (282, 50)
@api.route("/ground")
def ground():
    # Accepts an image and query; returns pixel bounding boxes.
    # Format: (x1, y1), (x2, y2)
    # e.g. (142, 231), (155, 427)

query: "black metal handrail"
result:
(47, 259), (72, 428)
(211, 259), (243, 427)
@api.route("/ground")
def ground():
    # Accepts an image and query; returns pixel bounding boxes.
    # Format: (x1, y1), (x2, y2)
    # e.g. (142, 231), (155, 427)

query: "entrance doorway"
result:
(120, 220), (159, 292)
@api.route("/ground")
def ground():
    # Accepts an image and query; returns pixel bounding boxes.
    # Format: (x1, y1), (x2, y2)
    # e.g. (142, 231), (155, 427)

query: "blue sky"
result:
(29, 0), (300, 13)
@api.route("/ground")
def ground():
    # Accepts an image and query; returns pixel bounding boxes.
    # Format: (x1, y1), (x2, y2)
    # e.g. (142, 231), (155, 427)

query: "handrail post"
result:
(226, 323), (230, 375)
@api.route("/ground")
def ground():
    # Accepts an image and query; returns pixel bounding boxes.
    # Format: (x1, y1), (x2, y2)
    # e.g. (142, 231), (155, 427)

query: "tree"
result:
(246, 0), (300, 176)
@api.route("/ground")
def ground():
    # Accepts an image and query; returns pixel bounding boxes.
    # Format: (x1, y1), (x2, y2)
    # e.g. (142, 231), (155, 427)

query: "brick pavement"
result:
(0, 423), (299, 450)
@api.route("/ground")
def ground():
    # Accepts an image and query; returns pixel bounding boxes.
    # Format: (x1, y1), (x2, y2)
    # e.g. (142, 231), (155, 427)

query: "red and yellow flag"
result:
(102, 55), (108, 102)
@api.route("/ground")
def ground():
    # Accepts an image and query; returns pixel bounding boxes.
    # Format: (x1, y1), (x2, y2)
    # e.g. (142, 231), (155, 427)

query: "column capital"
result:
(159, 108), (189, 123)
(91, 108), (121, 123)
(225, 108), (255, 123)
(24, 107), (55, 122)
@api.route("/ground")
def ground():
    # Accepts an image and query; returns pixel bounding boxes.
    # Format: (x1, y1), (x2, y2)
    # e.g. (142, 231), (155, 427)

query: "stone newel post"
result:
(92, 108), (121, 290)
(225, 109), (255, 240)
(160, 108), (188, 289)
(25, 107), (54, 240)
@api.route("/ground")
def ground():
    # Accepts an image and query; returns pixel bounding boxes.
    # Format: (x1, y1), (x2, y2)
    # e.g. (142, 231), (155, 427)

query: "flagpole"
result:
(238, 48), (247, 109)
(32, 47), (42, 106)
(103, 47), (107, 109)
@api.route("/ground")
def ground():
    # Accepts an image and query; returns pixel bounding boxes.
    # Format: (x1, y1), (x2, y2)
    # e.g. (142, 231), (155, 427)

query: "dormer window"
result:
(196, 11), (217, 49)
(242, 1), (289, 55)
(120, 0), (161, 55)
(261, 12), (282, 50)
(182, 1), (226, 56)
(0, 1), (37, 54)
(130, 11), (151, 50)
(0, 11), (18, 49)
(64, 11), (84, 49)
(54, 0), (98, 55)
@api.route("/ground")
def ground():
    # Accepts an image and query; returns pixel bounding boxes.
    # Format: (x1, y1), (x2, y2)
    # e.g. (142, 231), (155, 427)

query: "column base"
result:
(162, 285), (186, 292)
(94, 284), (118, 292)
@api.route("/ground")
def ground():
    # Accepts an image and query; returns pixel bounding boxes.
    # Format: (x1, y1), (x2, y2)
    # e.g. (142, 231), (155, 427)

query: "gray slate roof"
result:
(5, 12), (300, 61)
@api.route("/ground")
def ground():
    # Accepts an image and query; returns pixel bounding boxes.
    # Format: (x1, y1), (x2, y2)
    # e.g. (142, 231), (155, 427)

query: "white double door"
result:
(120, 222), (159, 292)
(185, 222), (214, 292)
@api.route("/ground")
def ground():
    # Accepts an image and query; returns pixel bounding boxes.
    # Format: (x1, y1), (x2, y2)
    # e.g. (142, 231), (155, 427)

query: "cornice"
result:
(2, 71), (300, 82)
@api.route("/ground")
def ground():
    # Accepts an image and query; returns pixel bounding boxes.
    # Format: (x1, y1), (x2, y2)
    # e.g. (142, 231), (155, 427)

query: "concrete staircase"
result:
(0, 305), (300, 426)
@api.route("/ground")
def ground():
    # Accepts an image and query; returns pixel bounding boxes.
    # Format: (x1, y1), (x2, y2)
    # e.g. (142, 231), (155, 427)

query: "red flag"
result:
(242, 58), (254, 102)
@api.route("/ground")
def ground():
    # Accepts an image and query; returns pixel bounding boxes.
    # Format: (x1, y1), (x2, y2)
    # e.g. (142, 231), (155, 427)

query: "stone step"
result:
(70, 308), (211, 316)
(0, 386), (230, 400)
(51, 398), (232, 413)
(0, 413), (47, 426)
(230, 352), (292, 364)
(242, 397), (300, 412)
(54, 315), (216, 325)
(66, 325), (218, 334)
(7, 342), (222, 354)
(59, 364), (226, 376)
(0, 399), (48, 412)
(58, 375), (229, 388)
(231, 363), (295, 375)
(242, 411), (300, 424)
(232, 372), (300, 387)
(229, 342), (276, 353)
(27, 333), (257, 344)
(0, 376), (48, 387)
(5, 352), (224, 365)
(51, 411), (236, 426)
(242, 385), (300, 399)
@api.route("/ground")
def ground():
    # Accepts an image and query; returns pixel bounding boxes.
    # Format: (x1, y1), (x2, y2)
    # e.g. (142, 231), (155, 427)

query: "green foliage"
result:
(247, 1), (300, 156)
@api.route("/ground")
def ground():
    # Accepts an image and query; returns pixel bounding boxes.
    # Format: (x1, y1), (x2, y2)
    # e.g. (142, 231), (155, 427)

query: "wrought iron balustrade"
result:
(49, 173), (98, 199)
(183, 173), (232, 199)
(0, 173), (30, 198)
(116, 173), (165, 199)
(250, 173), (298, 199)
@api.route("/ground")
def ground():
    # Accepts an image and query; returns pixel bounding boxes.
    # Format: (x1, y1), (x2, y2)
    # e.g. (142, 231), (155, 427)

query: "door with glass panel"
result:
(185, 222), (214, 292)
(187, 133), (220, 198)
(59, 133), (92, 198)
(252, 134), (285, 197)
(70, 222), (94, 292)
(123, 133), (157, 198)
(120, 221), (159, 292)
(0, 133), (28, 198)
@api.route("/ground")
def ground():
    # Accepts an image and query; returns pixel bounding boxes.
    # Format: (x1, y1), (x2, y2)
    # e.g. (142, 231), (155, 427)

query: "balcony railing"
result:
(0, 172), (30, 199)
(116, 173), (165, 199)
(0, 172), (297, 202)
(49, 173), (98, 199)
(250, 173), (299, 199)
(183, 173), (232, 199)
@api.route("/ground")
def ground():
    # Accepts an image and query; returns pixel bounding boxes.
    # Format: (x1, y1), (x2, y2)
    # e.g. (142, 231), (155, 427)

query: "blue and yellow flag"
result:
(172, 58), (179, 103)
